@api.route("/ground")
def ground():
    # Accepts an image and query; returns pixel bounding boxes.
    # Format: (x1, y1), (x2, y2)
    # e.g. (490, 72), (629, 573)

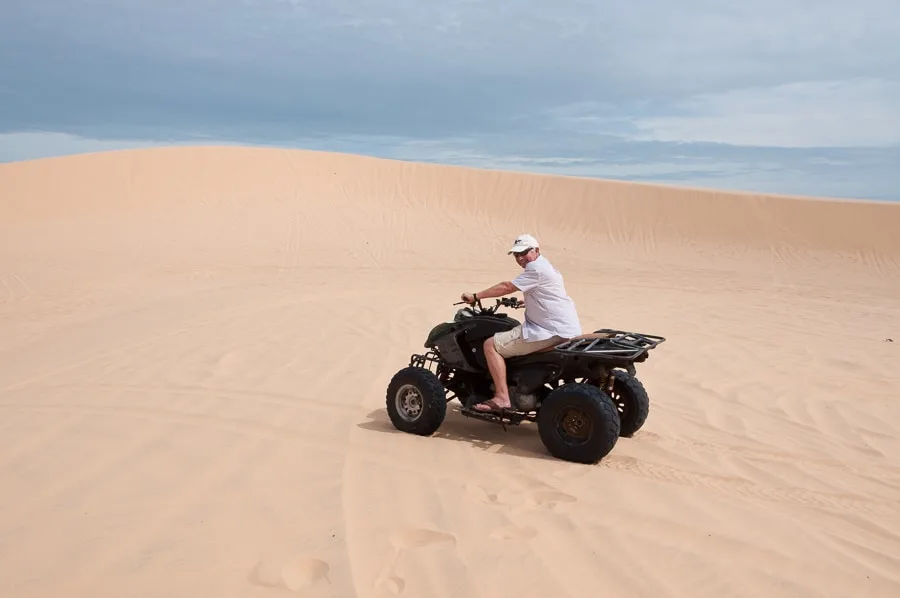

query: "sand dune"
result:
(1, 145), (899, 598)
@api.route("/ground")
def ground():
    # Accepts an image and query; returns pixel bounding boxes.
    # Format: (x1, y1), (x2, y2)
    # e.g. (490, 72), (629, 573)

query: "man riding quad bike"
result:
(384, 235), (665, 464)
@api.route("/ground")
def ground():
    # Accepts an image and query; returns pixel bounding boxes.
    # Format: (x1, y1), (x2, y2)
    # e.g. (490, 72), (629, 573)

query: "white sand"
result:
(1, 145), (899, 597)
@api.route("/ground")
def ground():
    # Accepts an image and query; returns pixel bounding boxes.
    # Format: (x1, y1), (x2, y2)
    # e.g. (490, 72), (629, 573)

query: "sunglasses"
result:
(513, 249), (533, 258)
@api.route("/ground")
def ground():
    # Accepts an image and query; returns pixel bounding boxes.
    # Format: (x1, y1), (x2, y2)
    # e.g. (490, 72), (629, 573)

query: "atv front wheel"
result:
(537, 383), (620, 464)
(386, 366), (447, 436)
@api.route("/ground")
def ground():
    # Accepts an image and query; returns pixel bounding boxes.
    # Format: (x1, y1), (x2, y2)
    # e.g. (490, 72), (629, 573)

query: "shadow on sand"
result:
(357, 403), (558, 462)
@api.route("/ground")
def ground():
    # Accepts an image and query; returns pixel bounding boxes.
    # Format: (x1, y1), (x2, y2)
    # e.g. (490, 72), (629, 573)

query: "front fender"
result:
(425, 322), (458, 347)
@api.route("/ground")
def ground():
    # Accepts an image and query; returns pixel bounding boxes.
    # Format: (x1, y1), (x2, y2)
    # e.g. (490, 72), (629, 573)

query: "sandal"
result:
(472, 399), (512, 413)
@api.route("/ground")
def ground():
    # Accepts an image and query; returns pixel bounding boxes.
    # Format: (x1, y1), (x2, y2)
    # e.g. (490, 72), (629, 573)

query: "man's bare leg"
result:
(475, 337), (512, 411)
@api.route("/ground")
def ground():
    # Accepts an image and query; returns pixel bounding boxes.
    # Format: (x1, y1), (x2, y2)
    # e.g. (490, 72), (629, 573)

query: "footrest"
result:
(460, 407), (528, 428)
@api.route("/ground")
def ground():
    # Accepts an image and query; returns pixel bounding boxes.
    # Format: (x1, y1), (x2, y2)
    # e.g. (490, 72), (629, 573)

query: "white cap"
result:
(508, 233), (539, 254)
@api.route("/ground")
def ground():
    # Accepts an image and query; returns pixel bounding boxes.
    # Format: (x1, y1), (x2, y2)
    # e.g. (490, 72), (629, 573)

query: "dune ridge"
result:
(4, 146), (899, 253)
(1, 145), (899, 598)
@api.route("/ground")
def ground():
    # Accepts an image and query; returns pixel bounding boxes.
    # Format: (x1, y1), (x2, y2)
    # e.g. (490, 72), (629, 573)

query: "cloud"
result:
(630, 78), (900, 147)
(1, 0), (898, 200)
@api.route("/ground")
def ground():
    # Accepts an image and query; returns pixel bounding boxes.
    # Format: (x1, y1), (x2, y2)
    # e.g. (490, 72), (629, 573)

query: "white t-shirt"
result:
(511, 255), (582, 341)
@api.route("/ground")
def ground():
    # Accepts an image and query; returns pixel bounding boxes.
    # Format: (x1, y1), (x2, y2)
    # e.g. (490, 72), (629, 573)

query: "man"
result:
(460, 233), (582, 413)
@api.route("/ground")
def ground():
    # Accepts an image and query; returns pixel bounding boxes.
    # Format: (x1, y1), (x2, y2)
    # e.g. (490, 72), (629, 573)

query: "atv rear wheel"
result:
(608, 370), (650, 437)
(537, 383), (620, 464)
(386, 366), (447, 436)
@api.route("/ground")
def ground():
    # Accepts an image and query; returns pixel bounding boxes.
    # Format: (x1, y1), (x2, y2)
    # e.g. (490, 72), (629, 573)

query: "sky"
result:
(2, 0), (899, 200)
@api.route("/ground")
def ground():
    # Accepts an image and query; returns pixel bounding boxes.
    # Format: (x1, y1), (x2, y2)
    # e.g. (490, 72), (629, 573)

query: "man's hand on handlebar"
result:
(460, 292), (476, 305)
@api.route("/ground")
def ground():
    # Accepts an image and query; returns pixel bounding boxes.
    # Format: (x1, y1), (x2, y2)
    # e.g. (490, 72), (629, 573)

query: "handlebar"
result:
(453, 296), (524, 312)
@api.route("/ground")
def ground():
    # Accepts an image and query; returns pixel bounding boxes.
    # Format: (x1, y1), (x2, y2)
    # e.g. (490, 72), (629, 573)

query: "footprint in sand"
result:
(250, 556), (330, 592)
(212, 350), (244, 377)
(465, 483), (501, 505)
(390, 527), (457, 549)
(489, 524), (539, 541)
(376, 528), (457, 595)
(525, 489), (577, 509)
(468, 475), (576, 512)
(281, 557), (330, 591)
(250, 559), (284, 588)
(512, 476), (577, 509)
(375, 574), (406, 596)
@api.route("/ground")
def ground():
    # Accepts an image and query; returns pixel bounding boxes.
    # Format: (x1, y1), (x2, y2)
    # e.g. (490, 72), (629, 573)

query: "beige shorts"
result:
(492, 325), (566, 358)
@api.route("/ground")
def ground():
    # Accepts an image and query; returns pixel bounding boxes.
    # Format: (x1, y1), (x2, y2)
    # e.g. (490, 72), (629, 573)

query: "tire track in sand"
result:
(638, 430), (900, 478)
(0, 289), (293, 393)
(5, 382), (360, 417)
(0, 273), (33, 302)
(598, 454), (899, 518)
(36, 412), (275, 596)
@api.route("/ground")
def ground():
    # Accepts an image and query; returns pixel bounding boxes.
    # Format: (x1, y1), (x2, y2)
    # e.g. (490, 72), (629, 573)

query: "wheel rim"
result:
(395, 384), (424, 422)
(555, 407), (593, 445)
(609, 384), (629, 419)
(587, 377), (629, 420)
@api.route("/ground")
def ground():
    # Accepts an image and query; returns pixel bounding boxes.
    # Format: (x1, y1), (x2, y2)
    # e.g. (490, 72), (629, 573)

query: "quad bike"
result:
(385, 297), (666, 464)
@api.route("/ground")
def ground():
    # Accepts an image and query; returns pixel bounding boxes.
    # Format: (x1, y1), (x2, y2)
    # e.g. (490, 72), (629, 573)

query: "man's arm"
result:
(476, 281), (518, 298)
(461, 281), (517, 304)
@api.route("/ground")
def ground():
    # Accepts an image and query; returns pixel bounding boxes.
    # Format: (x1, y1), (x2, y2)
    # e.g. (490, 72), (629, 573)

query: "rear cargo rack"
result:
(553, 329), (666, 361)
